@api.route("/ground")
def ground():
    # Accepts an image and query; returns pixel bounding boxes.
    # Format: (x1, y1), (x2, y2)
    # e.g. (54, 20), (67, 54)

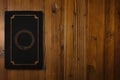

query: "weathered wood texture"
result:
(0, 0), (119, 80)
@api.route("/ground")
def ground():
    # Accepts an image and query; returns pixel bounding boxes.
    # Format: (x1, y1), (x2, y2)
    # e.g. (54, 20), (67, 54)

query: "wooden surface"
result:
(0, 0), (119, 80)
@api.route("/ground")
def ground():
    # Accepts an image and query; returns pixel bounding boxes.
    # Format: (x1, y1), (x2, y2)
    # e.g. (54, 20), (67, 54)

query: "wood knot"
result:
(61, 44), (64, 51)
(52, 3), (58, 13)
(74, 11), (77, 16)
(91, 36), (97, 41)
(87, 65), (95, 72)
(72, 25), (74, 28)
(117, 11), (120, 17)
(105, 32), (113, 38)
(68, 74), (73, 78)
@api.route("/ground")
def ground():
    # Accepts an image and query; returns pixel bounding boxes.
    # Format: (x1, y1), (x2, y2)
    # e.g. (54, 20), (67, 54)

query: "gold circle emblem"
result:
(15, 30), (35, 50)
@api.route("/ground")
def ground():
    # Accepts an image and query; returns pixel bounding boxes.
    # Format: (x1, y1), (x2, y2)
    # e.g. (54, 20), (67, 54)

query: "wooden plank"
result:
(60, 0), (64, 79)
(45, 0), (64, 80)
(44, 0), (52, 80)
(104, 0), (115, 80)
(74, 0), (87, 80)
(115, 0), (120, 80)
(64, 0), (87, 80)
(64, 0), (75, 80)
(87, 0), (105, 80)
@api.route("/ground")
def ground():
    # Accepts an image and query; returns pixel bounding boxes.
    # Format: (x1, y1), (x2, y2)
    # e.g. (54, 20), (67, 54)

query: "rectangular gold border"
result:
(10, 15), (39, 65)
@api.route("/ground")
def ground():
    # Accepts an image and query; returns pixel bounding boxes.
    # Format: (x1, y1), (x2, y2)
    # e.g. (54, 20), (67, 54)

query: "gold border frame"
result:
(10, 15), (39, 65)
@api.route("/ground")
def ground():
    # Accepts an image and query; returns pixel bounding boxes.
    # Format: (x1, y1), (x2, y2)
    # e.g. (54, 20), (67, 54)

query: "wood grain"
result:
(115, 0), (120, 80)
(104, 0), (115, 80)
(64, 0), (74, 80)
(45, 0), (64, 80)
(87, 0), (105, 80)
(75, 0), (87, 80)
(0, 0), (119, 80)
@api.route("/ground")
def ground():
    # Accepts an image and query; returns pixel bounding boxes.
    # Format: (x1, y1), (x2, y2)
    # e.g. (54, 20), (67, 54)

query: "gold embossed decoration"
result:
(15, 30), (35, 50)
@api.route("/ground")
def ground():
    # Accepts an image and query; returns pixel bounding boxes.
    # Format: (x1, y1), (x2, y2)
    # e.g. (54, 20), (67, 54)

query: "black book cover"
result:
(5, 11), (43, 69)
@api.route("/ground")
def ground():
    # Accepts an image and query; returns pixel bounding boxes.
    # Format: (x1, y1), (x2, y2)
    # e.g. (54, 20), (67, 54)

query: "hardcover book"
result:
(5, 11), (43, 69)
